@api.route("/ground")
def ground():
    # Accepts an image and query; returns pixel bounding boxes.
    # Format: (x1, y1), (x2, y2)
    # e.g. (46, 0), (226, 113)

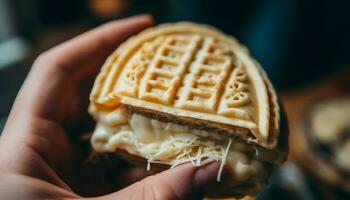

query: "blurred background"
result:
(0, 0), (350, 199)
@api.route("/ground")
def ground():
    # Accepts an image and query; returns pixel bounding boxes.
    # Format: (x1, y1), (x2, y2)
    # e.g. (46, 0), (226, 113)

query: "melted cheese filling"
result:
(90, 106), (265, 182)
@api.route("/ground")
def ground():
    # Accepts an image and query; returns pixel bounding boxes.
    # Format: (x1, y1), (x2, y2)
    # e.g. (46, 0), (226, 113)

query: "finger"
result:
(94, 162), (220, 200)
(0, 15), (154, 188)
(113, 167), (149, 190)
(35, 14), (154, 79)
(77, 154), (149, 195)
(9, 14), (154, 122)
(0, 117), (72, 190)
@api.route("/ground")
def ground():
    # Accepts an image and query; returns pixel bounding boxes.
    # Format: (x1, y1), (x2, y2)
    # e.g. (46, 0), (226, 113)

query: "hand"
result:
(0, 15), (219, 200)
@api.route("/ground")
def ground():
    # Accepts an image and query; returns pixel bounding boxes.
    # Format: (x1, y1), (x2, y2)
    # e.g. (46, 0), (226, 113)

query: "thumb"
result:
(96, 162), (220, 200)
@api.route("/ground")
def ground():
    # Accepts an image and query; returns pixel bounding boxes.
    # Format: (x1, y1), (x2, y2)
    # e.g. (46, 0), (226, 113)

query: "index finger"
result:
(35, 14), (154, 79)
(11, 14), (154, 121)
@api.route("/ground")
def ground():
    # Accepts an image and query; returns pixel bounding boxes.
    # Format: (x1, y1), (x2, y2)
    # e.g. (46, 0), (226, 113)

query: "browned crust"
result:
(263, 76), (289, 154)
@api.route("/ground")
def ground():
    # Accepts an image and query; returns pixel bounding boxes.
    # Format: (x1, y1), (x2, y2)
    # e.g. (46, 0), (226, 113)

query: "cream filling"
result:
(90, 106), (265, 182)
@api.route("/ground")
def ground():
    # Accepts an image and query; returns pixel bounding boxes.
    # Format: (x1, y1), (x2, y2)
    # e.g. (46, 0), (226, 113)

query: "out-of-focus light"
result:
(89, 0), (128, 19)
(0, 37), (28, 69)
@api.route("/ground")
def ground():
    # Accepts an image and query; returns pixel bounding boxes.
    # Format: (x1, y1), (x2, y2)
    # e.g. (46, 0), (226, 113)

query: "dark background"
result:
(2, 0), (350, 88)
(0, 0), (350, 199)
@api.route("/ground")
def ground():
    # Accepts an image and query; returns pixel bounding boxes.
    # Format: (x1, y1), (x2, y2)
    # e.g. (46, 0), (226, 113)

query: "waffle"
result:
(90, 22), (280, 149)
(89, 22), (287, 198)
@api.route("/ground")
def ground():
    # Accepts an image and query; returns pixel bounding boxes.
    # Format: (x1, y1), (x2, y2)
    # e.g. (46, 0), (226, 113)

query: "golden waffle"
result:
(90, 22), (280, 149)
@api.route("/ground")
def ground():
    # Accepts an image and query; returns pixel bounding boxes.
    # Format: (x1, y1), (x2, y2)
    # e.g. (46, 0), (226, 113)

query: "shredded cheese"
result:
(147, 160), (151, 171)
(92, 114), (235, 181)
(103, 129), (232, 180)
(217, 138), (232, 181)
(196, 147), (203, 166)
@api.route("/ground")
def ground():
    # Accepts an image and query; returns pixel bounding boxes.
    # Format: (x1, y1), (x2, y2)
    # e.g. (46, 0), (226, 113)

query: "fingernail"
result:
(193, 162), (220, 189)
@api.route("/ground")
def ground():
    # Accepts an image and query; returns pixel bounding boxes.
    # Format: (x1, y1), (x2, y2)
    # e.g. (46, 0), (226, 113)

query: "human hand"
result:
(0, 15), (219, 200)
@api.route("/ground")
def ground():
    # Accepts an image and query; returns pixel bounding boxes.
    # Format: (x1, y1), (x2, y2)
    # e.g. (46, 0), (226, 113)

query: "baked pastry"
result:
(88, 22), (288, 197)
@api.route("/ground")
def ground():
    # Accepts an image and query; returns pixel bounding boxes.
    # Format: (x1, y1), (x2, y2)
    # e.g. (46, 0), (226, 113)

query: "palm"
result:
(0, 16), (153, 198)
(0, 15), (219, 200)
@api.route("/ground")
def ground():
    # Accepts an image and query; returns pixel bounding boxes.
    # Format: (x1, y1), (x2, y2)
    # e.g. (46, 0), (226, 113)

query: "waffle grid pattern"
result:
(115, 34), (254, 122)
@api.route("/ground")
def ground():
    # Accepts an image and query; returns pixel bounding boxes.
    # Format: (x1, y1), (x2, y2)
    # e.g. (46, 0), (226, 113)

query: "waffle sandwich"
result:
(89, 22), (288, 197)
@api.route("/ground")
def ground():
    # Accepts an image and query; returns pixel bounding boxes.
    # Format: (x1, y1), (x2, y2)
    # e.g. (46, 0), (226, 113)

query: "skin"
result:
(0, 15), (219, 200)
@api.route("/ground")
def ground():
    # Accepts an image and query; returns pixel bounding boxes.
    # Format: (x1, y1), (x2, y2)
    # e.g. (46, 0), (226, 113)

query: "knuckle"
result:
(33, 51), (55, 72)
(33, 52), (49, 67)
(33, 50), (69, 75)
(34, 50), (53, 66)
